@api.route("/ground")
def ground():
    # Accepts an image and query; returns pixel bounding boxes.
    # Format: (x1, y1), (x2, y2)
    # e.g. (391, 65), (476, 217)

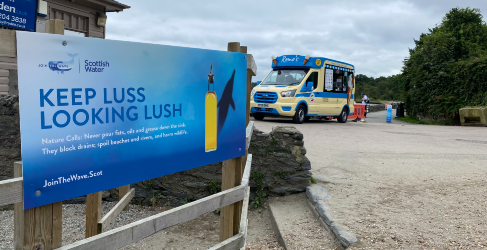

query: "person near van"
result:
(361, 93), (369, 117)
(361, 93), (369, 105)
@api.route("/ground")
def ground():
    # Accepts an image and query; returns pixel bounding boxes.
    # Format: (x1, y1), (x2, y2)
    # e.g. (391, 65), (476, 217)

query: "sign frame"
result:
(16, 31), (247, 209)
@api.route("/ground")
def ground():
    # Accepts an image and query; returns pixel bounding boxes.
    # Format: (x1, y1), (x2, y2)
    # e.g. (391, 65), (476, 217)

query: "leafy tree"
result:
(354, 74), (402, 102)
(402, 7), (487, 122)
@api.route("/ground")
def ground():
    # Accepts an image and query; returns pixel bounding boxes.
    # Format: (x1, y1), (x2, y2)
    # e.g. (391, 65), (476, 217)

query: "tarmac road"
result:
(252, 111), (487, 249)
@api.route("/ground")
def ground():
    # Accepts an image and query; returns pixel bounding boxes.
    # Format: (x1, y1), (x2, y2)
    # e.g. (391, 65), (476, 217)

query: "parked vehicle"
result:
(250, 55), (356, 123)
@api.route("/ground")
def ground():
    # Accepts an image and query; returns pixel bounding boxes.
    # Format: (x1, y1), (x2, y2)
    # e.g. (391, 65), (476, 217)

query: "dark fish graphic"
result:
(217, 70), (236, 135)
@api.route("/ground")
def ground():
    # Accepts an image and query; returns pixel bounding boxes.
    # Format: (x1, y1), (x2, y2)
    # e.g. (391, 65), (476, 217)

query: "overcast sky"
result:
(107, 0), (487, 81)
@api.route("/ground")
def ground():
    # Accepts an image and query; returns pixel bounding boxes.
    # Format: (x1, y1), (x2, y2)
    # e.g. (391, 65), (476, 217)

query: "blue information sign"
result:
(0, 0), (37, 31)
(16, 31), (247, 209)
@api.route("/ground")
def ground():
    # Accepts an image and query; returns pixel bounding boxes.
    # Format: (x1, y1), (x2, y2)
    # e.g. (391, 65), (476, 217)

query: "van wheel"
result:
(337, 107), (348, 123)
(293, 105), (306, 124)
(253, 113), (265, 121)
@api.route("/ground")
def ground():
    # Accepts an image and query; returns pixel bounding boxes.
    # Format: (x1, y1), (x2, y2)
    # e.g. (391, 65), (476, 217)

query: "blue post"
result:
(386, 105), (392, 123)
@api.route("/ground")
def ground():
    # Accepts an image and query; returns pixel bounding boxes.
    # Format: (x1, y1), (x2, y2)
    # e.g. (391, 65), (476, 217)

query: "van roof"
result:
(272, 55), (354, 72)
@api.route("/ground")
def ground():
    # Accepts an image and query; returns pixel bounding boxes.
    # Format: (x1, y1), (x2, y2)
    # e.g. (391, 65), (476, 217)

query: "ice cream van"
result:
(250, 55), (355, 123)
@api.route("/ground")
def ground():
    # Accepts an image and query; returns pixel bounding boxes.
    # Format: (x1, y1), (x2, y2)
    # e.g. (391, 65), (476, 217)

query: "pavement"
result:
(253, 110), (487, 249)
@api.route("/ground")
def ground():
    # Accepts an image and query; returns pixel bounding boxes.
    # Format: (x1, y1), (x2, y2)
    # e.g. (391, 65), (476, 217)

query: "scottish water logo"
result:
(48, 53), (78, 74)
(85, 60), (109, 72)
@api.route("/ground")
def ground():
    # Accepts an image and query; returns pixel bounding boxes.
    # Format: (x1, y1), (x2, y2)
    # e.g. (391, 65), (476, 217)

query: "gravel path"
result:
(322, 173), (487, 249)
(0, 210), (14, 249)
(269, 194), (339, 250)
(245, 204), (284, 250)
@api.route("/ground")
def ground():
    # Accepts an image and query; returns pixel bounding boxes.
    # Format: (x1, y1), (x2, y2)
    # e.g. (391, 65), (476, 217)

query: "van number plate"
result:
(257, 104), (269, 108)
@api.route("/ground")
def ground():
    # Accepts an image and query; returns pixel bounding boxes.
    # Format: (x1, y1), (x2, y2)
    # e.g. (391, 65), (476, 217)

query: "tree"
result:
(402, 7), (487, 122)
(354, 74), (402, 102)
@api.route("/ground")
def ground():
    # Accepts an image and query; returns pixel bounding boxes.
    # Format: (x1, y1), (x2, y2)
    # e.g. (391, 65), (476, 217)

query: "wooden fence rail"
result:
(97, 188), (135, 234)
(0, 176), (22, 206)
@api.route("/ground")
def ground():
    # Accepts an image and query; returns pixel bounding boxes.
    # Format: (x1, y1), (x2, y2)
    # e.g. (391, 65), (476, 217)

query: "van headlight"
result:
(251, 89), (256, 97)
(280, 89), (296, 97)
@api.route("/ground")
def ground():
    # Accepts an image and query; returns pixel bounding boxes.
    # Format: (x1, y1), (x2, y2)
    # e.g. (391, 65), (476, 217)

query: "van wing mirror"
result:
(300, 82), (313, 92)
(308, 82), (314, 91)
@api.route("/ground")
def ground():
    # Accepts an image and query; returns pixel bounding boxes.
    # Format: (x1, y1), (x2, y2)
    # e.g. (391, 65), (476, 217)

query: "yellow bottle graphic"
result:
(205, 62), (217, 152)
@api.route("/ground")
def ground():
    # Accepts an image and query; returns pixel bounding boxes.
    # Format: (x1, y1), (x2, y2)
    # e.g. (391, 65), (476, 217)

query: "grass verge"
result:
(396, 116), (443, 125)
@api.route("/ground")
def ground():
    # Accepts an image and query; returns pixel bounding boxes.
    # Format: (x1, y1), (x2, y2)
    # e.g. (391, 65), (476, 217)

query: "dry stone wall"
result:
(247, 126), (311, 196)
(0, 95), (21, 181)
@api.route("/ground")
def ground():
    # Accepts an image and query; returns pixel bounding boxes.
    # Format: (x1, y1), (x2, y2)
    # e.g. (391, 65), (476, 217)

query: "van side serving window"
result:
(332, 69), (346, 93)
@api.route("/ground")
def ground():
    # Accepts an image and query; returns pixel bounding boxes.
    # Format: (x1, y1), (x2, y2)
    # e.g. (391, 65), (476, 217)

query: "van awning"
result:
(325, 65), (354, 72)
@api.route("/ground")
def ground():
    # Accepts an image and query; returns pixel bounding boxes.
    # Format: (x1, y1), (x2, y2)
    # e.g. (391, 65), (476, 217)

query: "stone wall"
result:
(367, 104), (385, 113)
(367, 102), (402, 113)
(0, 95), (21, 180)
(0, 94), (311, 208)
(247, 126), (311, 196)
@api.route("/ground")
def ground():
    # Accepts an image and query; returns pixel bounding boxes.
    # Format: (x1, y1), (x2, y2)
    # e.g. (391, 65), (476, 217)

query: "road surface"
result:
(252, 110), (487, 249)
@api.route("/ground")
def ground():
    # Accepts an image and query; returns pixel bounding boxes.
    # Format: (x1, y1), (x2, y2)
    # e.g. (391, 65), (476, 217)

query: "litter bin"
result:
(395, 102), (405, 118)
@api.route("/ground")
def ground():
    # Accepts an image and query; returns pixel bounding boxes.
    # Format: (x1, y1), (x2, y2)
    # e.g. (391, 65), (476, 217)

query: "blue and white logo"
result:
(48, 53), (78, 74)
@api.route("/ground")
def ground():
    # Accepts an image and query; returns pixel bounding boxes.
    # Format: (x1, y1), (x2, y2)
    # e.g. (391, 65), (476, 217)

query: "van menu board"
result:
(16, 31), (247, 209)
(325, 69), (333, 91)
(0, 0), (37, 31)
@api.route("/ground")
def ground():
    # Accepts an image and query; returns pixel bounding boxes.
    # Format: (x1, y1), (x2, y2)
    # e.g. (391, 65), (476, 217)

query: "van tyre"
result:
(337, 107), (348, 123)
(293, 105), (306, 124)
(253, 113), (265, 121)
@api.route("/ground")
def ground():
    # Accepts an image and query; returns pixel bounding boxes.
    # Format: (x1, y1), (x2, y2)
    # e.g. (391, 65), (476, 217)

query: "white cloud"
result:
(107, 0), (487, 81)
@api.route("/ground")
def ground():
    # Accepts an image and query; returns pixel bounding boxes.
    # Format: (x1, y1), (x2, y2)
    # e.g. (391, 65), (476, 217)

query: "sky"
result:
(106, 0), (487, 82)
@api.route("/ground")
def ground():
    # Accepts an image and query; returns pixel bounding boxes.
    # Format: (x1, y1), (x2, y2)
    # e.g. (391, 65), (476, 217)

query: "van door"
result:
(304, 71), (320, 114)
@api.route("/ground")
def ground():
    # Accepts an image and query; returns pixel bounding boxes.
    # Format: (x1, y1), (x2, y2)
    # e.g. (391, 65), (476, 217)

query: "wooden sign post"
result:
(118, 185), (131, 211)
(13, 20), (65, 250)
(220, 42), (240, 241)
(233, 45), (256, 235)
(85, 192), (102, 238)
(220, 42), (256, 241)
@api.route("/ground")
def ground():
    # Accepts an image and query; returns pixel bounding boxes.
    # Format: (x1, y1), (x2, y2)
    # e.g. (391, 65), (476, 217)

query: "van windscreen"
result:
(261, 69), (308, 86)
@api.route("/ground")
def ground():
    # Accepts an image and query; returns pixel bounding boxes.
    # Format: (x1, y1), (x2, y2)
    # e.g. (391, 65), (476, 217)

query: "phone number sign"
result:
(0, 0), (37, 32)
